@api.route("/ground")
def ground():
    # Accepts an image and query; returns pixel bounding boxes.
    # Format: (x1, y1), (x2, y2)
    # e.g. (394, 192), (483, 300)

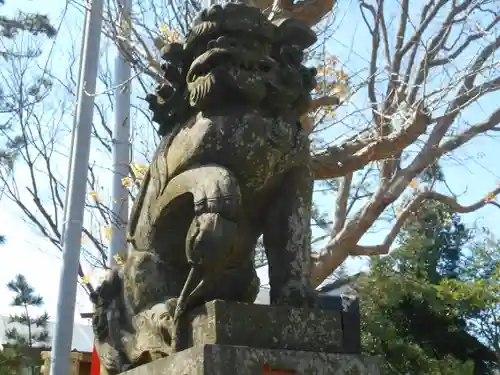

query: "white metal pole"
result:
(49, 0), (103, 374)
(61, 9), (88, 243)
(109, 0), (132, 267)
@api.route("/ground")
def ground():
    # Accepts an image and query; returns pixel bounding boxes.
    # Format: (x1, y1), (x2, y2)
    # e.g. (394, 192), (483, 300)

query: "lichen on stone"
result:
(90, 2), (334, 372)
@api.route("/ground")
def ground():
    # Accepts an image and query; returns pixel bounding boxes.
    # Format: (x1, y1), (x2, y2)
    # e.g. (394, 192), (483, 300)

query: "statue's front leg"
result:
(156, 164), (243, 352)
(263, 165), (316, 307)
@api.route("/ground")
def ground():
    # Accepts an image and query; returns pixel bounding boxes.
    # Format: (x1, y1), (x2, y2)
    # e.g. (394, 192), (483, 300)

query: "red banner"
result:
(262, 363), (296, 374)
(91, 345), (100, 375)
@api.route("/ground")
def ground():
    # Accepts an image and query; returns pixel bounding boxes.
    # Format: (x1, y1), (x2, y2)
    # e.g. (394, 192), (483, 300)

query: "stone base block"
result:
(123, 344), (379, 375)
(187, 300), (356, 353)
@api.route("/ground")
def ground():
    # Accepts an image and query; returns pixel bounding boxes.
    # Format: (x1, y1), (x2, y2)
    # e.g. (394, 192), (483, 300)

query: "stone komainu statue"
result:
(91, 3), (319, 373)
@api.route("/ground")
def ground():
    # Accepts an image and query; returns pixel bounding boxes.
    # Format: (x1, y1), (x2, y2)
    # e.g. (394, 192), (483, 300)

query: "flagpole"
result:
(49, 0), (103, 374)
(109, 0), (131, 267)
(61, 8), (88, 243)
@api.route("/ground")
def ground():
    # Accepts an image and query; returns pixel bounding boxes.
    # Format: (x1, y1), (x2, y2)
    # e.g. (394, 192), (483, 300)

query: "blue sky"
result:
(0, 0), (499, 325)
(0, 0), (99, 322)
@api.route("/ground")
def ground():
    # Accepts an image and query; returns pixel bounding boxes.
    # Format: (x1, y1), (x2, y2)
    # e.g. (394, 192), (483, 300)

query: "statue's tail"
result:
(171, 266), (202, 353)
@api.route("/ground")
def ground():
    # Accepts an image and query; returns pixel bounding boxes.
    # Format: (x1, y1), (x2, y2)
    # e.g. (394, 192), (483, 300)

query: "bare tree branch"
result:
(309, 0), (500, 286)
(330, 173), (352, 237)
(311, 105), (431, 179)
(350, 186), (500, 256)
(311, 185), (500, 287)
(4, 0), (500, 292)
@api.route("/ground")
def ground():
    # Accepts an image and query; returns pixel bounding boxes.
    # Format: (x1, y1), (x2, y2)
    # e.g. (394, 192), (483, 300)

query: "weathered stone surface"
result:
(91, 2), (340, 372)
(121, 345), (380, 375)
(188, 300), (344, 353)
(315, 294), (361, 353)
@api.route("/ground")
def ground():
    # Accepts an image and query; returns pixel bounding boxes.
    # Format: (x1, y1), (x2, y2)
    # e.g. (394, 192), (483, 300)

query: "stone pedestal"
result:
(122, 300), (379, 375)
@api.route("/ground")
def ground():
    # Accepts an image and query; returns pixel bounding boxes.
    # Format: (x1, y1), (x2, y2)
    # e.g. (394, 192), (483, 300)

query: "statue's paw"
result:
(186, 213), (238, 266)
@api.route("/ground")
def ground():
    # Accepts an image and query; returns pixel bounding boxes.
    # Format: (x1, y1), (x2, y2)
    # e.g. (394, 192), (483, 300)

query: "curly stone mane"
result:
(144, 2), (318, 137)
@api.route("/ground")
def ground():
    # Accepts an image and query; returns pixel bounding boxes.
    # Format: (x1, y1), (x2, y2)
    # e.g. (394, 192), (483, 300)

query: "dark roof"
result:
(317, 272), (363, 294)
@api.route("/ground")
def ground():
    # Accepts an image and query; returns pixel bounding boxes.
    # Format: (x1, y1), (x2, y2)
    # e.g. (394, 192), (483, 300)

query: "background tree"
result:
(101, 0), (500, 286)
(458, 237), (500, 365)
(0, 0), (56, 40)
(0, 346), (23, 375)
(0, 0), (57, 169)
(4, 274), (50, 375)
(357, 201), (499, 374)
(0, 0), (499, 291)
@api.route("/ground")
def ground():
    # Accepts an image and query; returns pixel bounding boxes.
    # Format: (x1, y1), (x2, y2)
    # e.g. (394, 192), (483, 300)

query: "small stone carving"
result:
(91, 2), (320, 373)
